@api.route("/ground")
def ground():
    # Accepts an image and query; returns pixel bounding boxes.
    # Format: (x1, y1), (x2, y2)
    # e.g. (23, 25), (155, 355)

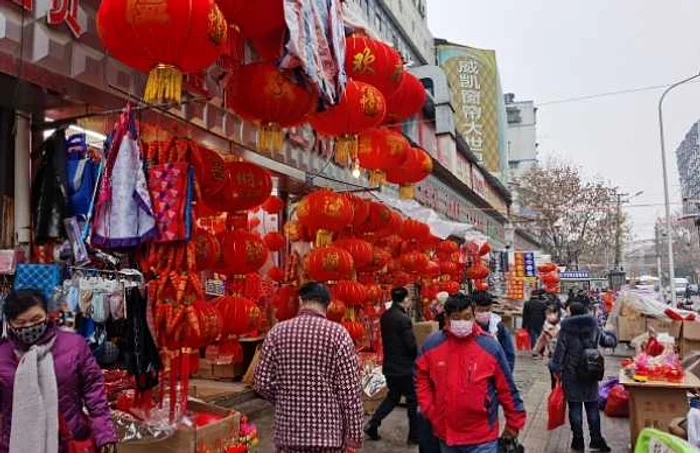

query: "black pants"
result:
(369, 375), (418, 439)
(568, 401), (603, 442)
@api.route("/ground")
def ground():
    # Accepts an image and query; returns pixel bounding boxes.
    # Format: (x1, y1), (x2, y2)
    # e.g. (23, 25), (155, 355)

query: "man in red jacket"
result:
(416, 293), (526, 453)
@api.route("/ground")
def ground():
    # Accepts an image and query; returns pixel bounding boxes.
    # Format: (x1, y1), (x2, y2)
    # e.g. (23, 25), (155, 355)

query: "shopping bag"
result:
(547, 380), (566, 430)
(605, 384), (630, 418)
(598, 377), (619, 410)
(516, 329), (531, 351)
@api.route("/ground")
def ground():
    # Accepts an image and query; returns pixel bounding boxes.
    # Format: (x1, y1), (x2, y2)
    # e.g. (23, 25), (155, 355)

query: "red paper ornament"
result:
(386, 147), (433, 199)
(346, 195), (370, 231)
(357, 128), (409, 185)
(538, 263), (558, 273)
(332, 280), (368, 307)
(333, 238), (374, 270)
(262, 195), (285, 214)
(297, 190), (354, 246)
(221, 230), (269, 275)
(385, 72), (427, 124)
(263, 232), (285, 252)
(191, 146), (227, 203)
(342, 320), (366, 345)
(345, 35), (404, 98)
(305, 247), (354, 282)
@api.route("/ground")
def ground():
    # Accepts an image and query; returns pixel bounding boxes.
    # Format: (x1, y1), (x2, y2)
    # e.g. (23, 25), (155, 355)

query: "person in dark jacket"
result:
(522, 290), (548, 350)
(365, 287), (418, 444)
(549, 302), (616, 453)
(473, 291), (516, 371)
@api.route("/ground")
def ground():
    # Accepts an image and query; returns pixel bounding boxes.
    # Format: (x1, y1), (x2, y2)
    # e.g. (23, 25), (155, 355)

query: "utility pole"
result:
(614, 192), (623, 271)
(655, 223), (663, 281)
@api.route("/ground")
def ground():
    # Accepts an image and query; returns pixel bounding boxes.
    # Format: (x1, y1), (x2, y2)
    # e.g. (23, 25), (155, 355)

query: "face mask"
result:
(475, 311), (491, 324)
(450, 320), (473, 338)
(11, 319), (48, 345)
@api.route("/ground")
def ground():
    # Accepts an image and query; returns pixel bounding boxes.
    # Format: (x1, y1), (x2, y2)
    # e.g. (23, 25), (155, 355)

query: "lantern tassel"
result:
(259, 124), (285, 153)
(145, 64), (183, 104)
(369, 170), (386, 187)
(315, 229), (333, 247)
(399, 184), (415, 200)
(335, 135), (359, 167)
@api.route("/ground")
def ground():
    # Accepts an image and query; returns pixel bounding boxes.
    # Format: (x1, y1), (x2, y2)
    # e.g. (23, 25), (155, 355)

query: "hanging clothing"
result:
(122, 287), (161, 391)
(92, 109), (156, 248)
(65, 133), (100, 220)
(280, 0), (347, 107)
(32, 130), (69, 244)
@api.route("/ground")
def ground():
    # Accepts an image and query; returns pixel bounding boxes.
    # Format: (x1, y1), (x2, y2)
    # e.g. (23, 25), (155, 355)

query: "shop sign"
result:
(471, 165), (486, 199)
(561, 271), (590, 280)
(12, 0), (86, 38)
(514, 252), (536, 278)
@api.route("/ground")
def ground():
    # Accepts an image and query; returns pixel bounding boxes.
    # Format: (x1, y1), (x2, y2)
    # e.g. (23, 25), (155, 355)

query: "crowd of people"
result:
(254, 282), (619, 453)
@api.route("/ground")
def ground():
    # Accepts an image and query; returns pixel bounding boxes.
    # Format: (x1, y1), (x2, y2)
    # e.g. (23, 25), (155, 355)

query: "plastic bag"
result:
(498, 437), (525, 453)
(516, 329), (531, 351)
(547, 380), (566, 430)
(604, 384), (629, 418)
(598, 377), (619, 410)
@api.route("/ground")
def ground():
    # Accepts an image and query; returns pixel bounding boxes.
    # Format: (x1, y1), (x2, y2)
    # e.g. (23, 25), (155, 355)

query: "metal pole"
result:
(655, 223), (663, 280)
(14, 114), (31, 249)
(614, 192), (622, 270)
(658, 71), (700, 306)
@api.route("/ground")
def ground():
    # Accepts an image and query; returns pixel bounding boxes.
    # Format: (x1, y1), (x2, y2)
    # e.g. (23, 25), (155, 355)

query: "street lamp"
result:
(658, 71), (700, 306)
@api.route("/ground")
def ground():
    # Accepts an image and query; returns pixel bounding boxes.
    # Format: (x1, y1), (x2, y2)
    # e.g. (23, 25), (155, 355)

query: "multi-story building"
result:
(505, 93), (538, 178)
(676, 121), (700, 214)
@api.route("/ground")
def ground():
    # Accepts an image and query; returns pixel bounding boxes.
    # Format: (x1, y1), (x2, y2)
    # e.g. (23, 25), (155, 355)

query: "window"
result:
(506, 107), (522, 124)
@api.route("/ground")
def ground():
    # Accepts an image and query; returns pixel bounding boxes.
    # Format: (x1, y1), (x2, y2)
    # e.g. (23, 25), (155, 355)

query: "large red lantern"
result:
(345, 35), (404, 99)
(357, 128), (409, 185)
(310, 80), (387, 166)
(358, 201), (392, 234)
(305, 247), (354, 282)
(401, 251), (429, 274)
(97, 0), (227, 103)
(385, 72), (427, 124)
(333, 238), (374, 270)
(375, 211), (405, 239)
(221, 230), (269, 274)
(421, 261), (441, 279)
(205, 161), (272, 215)
(362, 248), (391, 273)
(193, 231), (222, 271)
(466, 263), (490, 280)
(386, 147), (433, 199)
(437, 240), (459, 260)
(332, 281), (368, 307)
(216, 0), (284, 40)
(402, 219), (431, 243)
(214, 295), (257, 337)
(345, 195), (370, 232)
(192, 146), (227, 203)
(226, 63), (317, 151)
(263, 232), (285, 252)
(297, 190), (354, 246)
(272, 285), (299, 321)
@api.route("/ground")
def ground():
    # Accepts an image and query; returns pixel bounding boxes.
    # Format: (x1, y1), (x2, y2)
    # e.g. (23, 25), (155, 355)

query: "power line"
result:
(538, 79), (700, 106)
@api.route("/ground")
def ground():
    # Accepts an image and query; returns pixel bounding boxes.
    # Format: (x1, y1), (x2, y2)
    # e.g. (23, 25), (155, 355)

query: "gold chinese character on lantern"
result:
(353, 48), (376, 74)
(360, 87), (383, 117)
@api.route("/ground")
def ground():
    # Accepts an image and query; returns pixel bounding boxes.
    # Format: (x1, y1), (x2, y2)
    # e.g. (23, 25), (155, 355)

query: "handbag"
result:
(59, 413), (96, 453)
(13, 263), (62, 305)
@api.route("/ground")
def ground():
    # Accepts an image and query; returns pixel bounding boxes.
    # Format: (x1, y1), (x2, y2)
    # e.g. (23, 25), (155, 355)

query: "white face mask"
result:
(450, 320), (474, 338)
(475, 311), (491, 324)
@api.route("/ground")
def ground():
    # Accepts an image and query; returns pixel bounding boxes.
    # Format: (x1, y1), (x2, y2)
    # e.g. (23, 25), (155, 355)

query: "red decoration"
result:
(193, 231), (221, 271)
(537, 263), (558, 273)
(366, 284), (383, 304)
(385, 72), (427, 124)
(221, 230), (269, 275)
(441, 280), (460, 294)
(400, 251), (429, 274)
(305, 247), (354, 282)
(345, 35), (404, 98)
(474, 280), (489, 291)
(191, 146), (227, 203)
(217, 0), (284, 40)
(342, 320), (366, 345)
(363, 248), (391, 273)
(272, 285), (299, 321)
(262, 195), (285, 214)
(357, 128), (409, 185)
(386, 147), (433, 199)
(267, 266), (285, 282)
(214, 295), (256, 337)
(205, 161), (272, 214)
(542, 273), (561, 286)
(375, 210), (404, 240)
(327, 299), (346, 322)
(402, 219), (431, 243)
(358, 201), (392, 234)
(297, 190), (354, 246)
(263, 232), (285, 252)
(333, 238), (374, 270)
(97, 0), (227, 103)
(466, 263), (490, 280)
(437, 240), (459, 258)
(332, 281), (368, 307)
(440, 261), (459, 276)
(421, 261), (441, 279)
(346, 195), (370, 231)
(479, 243), (492, 257)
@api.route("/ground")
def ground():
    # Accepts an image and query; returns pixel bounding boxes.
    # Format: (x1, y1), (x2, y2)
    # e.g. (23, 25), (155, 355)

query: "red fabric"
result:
(604, 385), (629, 418)
(148, 162), (189, 242)
(547, 381), (566, 430)
(415, 328), (526, 447)
(664, 308), (684, 321)
(516, 329), (531, 351)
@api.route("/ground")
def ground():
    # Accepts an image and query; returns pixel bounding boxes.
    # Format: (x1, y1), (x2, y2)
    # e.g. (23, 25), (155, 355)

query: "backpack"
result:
(577, 331), (605, 382)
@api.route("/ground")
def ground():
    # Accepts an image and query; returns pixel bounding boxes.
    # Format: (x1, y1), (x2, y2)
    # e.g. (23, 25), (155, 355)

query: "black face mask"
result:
(10, 319), (48, 345)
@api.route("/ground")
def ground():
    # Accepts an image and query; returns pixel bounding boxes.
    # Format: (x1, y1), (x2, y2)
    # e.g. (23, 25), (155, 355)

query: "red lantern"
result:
(327, 299), (346, 322)
(332, 281), (368, 307)
(262, 195), (285, 214)
(297, 190), (354, 246)
(214, 296), (256, 337)
(333, 238), (374, 270)
(267, 266), (285, 282)
(363, 248), (391, 273)
(400, 251), (429, 274)
(474, 280), (489, 291)
(479, 243), (492, 257)
(366, 284), (383, 304)
(542, 273), (561, 286)
(466, 263), (490, 280)
(310, 80), (387, 166)
(437, 240), (459, 259)
(389, 271), (414, 287)
(193, 231), (221, 271)
(97, 0), (227, 103)
(421, 261), (441, 279)
(440, 261), (459, 276)
(272, 285), (299, 321)
(345, 35), (404, 98)
(283, 221), (304, 242)
(357, 201), (392, 234)
(221, 230), (269, 275)
(192, 146), (227, 203)
(385, 72), (427, 124)
(386, 147), (433, 199)
(402, 219), (431, 243)
(205, 161), (272, 214)
(375, 235), (403, 257)
(342, 320), (366, 345)
(357, 128), (409, 185)
(263, 232), (285, 252)
(538, 263), (558, 273)
(346, 195), (370, 231)
(305, 247), (354, 282)
(226, 63), (317, 151)
(217, 0), (284, 40)
(441, 281), (460, 294)
(375, 210), (405, 239)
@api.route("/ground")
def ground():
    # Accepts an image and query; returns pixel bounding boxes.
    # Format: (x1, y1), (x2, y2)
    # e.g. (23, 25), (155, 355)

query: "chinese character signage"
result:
(12, 0), (86, 38)
(514, 252), (536, 278)
(560, 271), (590, 280)
(436, 44), (508, 177)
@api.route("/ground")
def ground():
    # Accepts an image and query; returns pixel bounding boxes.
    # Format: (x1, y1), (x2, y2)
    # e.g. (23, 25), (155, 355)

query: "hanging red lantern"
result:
(297, 190), (355, 246)
(542, 273), (561, 286)
(474, 280), (489, 292)
(310, 80), (387, 166)
(402, 219), (431, 243)
(440, 261), (460, 276)
(365, 284), (383, 304)
(214, 295), (256, 337)
(357, 201), (392, 234)
(226, 63), (318, 151)
(267, 266), (285, 282)
(97, 0), (227, 103)
(332, 281), (368, 307)
(193, 231), (222, 271)
(221, 230), (269, 274)
(362, 248), (391, 273)
(389, 271), (414, 287)
(437, 240), (459, 259)
(345, 195), (370, 232)
(305, 247), (354, 282)
(181, 300), (223, 349)
(386, 147), (433, 199)
(357, 127), (409, 185)
(466, 263), (490, 280)
(262, 195), (285, 214)
(272, 285), (299, 321)
(327, 299), (346, 322)
(385, 72), (427, 124)
(421, 261), (441, 279)
(283, 221), (305, 242)
(342, 320), (366, 345)
(479, 243), (492, 257)
(538, 263), (558, 273)
(333, 238), (374, 270)
(375, 235), (403, 257)
(345, 35), (404, 99)
(400, 251), (429, 274)
(192, 146), (227, 203)
(375, 210), (405, 240)
(217, 0), (284, 40)
(263, 232), (285, 252)
(441, 280), (460, 294)
(205, 161), (272, 214)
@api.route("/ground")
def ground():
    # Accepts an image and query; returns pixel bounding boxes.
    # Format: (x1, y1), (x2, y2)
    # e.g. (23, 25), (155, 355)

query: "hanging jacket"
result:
(122, 287), (161, 391)
(415, 326), (526, 447)
(32, 130), (69, 243)
(0, 324), (117, 451)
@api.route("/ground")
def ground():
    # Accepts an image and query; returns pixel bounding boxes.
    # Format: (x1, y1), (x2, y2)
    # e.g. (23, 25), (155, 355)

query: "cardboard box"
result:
(647, 317), (682, 339)
(413, 321), (439, 349)
(193, 358), (247, 381)
(119, 400), (241, 453)
(681, 321), (700, 358)
(618, 315), (647, 342)
(627, 387), (689, 450)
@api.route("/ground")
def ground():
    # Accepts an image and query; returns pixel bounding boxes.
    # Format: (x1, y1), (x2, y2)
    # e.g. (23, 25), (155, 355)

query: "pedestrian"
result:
(472, 290), (516, 371)
(522, 289), (547, 351)
(549, 301), (617, 453)
(0, 289), (117, 453)
(365, 287), (418, 444)
(435, 291), (449, 330)
(255, 281), (363, 453)
(416, 293), (526, 453)
(534, 305), (561, 388)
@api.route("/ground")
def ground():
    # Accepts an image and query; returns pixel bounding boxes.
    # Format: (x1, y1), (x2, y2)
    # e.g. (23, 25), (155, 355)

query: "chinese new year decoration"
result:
(386, 147), (433, 199)
(357, 127), (409, 185)
(297, 190), (354, 246)
(305, 246), (354, 282)
(345, 34), (404, 99)
(385, 72), (427, 124)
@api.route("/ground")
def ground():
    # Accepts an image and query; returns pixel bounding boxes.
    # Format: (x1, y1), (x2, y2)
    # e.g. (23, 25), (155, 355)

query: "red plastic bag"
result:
(547, 380), (566, 430)
(604, 384), (629, 418)
(516, 329), (531, 351)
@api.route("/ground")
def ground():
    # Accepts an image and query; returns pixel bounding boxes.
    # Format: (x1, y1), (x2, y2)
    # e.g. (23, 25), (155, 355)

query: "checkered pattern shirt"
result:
(255, 309), (363, 450)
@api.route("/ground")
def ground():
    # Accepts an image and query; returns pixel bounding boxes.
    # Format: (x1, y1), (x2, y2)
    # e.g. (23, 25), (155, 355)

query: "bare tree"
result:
(512, 158), (624, 270)
(656, 214), (700, 282)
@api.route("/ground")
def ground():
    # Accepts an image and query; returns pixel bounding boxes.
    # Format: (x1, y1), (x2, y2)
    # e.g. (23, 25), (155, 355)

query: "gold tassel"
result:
(399, 184), (415, 199)
(315, 229), (332, 247)
(258, 124), (284, 153)
(144, 64), (183, 104)
(335, 135), (358, 167)
(369, 170), (386, 187)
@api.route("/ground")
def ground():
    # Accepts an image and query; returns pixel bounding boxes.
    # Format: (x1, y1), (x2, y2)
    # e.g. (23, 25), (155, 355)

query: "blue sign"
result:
(560, 271), (590, 280)
(523, 252), (536, 277)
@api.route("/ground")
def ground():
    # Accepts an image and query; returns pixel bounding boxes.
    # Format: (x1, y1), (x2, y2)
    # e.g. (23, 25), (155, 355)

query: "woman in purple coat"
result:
(0, 290), (117, 453)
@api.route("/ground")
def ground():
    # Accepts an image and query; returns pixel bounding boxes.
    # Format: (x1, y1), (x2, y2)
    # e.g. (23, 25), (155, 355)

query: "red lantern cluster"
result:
(297, 190), (354, 246)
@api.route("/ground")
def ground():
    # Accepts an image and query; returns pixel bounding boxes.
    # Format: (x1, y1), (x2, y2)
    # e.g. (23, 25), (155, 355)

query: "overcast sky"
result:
(427, 0), (700, 240)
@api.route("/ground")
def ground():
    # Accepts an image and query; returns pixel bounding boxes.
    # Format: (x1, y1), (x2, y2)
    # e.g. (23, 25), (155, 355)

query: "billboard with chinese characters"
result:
(437, 44), (508, 178)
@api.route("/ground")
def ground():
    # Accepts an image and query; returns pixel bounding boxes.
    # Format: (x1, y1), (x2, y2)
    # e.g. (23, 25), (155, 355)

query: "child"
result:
(535, 305), (561, 358)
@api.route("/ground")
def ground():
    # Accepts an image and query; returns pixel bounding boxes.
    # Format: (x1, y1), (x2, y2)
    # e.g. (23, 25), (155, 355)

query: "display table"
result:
(620, 371), (700, 450)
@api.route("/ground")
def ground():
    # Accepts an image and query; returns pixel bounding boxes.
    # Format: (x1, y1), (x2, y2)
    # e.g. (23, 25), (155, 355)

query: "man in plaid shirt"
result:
(255, 281), (364, 453)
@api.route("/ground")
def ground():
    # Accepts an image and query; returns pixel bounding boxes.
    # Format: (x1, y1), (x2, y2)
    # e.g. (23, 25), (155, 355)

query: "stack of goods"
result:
(621, 332), (684, 383)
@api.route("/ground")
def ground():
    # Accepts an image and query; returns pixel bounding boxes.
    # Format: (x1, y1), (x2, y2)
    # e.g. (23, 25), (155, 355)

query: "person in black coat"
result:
(472, 290), (516, 371)
(522, 290), (548, 350)
(549, 302), (617, 453)
(365, 287), (418, 444)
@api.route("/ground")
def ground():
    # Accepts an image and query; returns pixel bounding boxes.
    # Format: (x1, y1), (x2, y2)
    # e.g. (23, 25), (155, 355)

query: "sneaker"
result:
(364, 423), (380, 441)
(590, 438), (612, 452)
(571, 436), (585, 452)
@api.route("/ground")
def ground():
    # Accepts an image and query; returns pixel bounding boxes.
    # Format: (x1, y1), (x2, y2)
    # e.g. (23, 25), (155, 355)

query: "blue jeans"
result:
(439, 440), (498, 453)
(568, 401), (602, 442)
